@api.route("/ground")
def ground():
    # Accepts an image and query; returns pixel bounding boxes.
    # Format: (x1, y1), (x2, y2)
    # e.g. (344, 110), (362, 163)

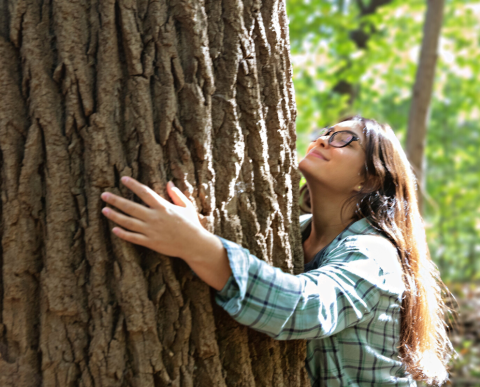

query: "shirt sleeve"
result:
(214, 235), (403, 341)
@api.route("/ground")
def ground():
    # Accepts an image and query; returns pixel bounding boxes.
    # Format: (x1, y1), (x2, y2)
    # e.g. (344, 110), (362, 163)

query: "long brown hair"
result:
(300, 116), (453, 385)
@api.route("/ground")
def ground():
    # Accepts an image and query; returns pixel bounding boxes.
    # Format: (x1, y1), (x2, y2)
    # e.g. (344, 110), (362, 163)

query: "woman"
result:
(100, 116), (452, 386)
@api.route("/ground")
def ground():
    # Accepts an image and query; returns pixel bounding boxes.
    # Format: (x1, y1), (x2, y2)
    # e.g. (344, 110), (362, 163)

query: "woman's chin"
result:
(298, 158), (318, 177)
(298, 157), (309, 172)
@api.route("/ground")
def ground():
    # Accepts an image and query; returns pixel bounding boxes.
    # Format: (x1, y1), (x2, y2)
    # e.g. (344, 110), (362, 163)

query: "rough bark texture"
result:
(0, 0), (308, 386)
(406, 0), (445, 213)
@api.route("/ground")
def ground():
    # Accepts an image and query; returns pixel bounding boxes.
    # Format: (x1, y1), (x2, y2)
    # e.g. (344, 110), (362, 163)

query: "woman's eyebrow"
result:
(323, 126), (362, 142)
(331, 127), (359, 136)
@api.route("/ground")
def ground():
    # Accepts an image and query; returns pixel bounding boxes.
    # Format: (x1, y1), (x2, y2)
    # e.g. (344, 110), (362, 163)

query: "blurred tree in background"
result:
(286, 0), (480, 382)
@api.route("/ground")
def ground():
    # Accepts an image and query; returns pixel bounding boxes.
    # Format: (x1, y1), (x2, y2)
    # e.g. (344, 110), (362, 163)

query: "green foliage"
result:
(287, 0), (480, 282)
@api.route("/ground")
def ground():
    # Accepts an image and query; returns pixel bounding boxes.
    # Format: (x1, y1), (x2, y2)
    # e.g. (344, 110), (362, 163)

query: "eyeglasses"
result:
(315, 127), (362, 148)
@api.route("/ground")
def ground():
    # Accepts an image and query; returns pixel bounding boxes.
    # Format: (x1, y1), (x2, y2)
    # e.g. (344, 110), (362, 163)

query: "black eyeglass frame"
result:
(317, 126), (363, 149)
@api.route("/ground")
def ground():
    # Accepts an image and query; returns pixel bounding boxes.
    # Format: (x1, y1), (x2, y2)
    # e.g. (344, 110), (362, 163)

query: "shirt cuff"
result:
(214, 236), (251, 317)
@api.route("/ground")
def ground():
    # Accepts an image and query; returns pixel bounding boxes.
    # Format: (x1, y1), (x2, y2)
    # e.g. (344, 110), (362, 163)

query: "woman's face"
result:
(299, 120), (366, 195)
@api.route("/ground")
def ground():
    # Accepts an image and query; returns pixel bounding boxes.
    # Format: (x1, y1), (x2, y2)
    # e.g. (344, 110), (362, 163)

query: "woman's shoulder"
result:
(298, 215), (399, 264)
(337, 218), (399, 261)
(341, 233), (399, 265)
(331, 220), (404, 293)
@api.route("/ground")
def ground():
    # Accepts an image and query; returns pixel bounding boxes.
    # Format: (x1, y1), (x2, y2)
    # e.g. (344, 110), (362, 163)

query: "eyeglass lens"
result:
(330, 132), (354, 147)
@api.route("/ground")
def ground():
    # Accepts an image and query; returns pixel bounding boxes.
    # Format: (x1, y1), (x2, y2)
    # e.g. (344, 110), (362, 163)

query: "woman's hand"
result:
(101, 176), (232, 290)
(100, 176), (207, 260)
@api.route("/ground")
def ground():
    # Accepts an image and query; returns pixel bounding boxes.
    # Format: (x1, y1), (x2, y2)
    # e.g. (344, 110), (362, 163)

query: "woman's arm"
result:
(213, 235), (399, 340)
(100, 176), (232, 290)
(181, 231), (233, 291)
(101, 177), (401, 341)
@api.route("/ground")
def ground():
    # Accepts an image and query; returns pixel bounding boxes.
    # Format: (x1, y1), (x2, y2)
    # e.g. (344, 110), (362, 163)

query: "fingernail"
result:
(121, 176), (130, 184)
(102, 207), (110, 215)
(101, 192), (110, 200)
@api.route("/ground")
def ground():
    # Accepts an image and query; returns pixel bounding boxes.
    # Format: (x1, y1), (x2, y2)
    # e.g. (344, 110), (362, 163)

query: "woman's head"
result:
(299, 119), (367, 197)
(299, 116), (415, 219)
(300, 115), (453, 385)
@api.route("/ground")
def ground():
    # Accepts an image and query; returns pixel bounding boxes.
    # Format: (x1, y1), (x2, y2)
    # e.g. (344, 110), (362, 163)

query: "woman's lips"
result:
(308, 150), (327, 160)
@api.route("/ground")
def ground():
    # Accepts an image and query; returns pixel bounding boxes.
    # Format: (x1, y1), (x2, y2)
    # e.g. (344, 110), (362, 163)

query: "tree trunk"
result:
(0, 0), (308, 386)
(406, 0), (445, 213)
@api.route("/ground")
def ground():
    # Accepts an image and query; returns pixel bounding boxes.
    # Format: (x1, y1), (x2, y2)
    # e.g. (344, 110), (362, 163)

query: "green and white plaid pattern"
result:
(215, 215), (416, 386)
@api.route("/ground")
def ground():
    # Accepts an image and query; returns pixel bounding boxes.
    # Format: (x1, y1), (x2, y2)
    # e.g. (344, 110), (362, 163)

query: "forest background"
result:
(286, 0), (480, 383)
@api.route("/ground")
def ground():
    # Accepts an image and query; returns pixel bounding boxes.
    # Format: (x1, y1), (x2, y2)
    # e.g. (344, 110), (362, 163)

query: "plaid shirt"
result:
(215, 215), (416, 386)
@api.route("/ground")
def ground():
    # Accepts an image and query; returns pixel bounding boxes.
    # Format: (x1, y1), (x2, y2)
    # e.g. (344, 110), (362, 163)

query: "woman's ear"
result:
(355, 181), (365, 192)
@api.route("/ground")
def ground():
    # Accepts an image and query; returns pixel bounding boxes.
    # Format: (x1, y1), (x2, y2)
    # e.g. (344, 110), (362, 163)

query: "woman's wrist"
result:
(179, 227), (213, 261)
(181, 229), (232, 291)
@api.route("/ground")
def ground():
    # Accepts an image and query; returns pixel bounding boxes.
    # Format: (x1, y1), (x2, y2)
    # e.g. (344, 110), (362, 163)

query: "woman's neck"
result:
(307, 187), (356, 249)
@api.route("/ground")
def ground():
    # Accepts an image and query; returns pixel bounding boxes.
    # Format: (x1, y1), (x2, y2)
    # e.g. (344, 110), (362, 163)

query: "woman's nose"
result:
(316, 136), (329, 148)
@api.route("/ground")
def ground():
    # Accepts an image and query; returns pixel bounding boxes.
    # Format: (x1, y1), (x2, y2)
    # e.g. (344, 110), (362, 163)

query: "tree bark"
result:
(0, 0), (308, 386)
(406, 0), (445, 213)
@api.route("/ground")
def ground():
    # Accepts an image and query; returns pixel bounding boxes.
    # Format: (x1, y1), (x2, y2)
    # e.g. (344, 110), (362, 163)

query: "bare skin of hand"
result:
(100, 177), (232, 290)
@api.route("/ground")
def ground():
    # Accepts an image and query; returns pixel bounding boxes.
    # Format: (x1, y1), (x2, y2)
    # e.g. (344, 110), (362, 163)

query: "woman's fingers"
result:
(121, 177), (171, 209)
(102, 207), (146, 233)
(166, 181), (194, 209)
(101, 192), (150, 220)
(111, 226), (150, 247)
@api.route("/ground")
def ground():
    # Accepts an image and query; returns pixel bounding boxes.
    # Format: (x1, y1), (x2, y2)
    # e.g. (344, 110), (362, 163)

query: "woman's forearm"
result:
(183, 230), (232, 291)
